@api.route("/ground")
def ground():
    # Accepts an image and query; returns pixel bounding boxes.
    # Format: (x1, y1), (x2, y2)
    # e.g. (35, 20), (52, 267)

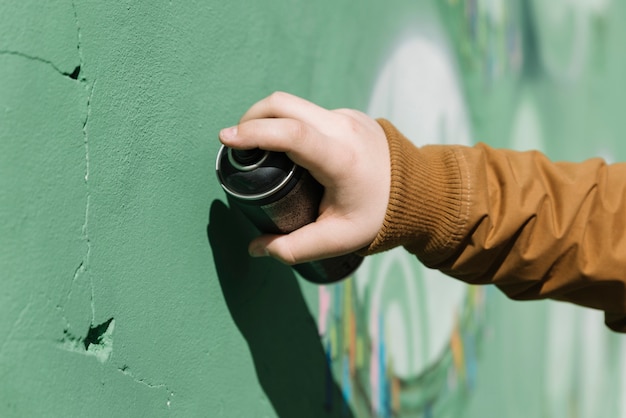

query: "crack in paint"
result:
(4, 1), (103, 354)
(118, 366), (175, 408)
(61, 77), (96, 323)
(57, 0), (99, 332)
(83, 80), (96, 324)
(71, 0), (84, 69)
(0, 50), (81, 80)
(5, 7), (171, 411)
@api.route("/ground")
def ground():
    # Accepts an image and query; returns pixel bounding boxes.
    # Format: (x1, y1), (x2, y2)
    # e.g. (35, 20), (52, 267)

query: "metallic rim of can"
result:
(216, 144), (298, 201)
(227, 147), (270, 172)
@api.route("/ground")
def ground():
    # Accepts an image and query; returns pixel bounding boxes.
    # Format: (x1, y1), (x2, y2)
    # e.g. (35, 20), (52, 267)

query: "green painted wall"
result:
(2, 1), (625, 417)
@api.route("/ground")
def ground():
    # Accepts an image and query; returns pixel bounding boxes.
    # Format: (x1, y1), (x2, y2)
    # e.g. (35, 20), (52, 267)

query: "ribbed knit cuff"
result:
(360, 119), (469, 264)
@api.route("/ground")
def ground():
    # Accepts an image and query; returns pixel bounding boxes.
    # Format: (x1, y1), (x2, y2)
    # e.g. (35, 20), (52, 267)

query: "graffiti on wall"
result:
(317, 23), (490, 416)
(317, 0), (626, 417)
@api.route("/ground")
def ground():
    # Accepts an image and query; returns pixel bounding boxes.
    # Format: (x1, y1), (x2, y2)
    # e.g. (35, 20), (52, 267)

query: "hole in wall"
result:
(66, 65), (81, 80)
(83, 317), (115, 350)
(59, 317), (115, 363)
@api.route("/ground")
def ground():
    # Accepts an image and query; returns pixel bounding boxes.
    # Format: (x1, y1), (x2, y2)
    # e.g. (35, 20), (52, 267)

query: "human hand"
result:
(218, 92), (390, 265)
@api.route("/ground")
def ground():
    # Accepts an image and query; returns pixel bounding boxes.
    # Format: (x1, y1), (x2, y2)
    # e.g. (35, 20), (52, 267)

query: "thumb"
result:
(248, 219), (355, 265)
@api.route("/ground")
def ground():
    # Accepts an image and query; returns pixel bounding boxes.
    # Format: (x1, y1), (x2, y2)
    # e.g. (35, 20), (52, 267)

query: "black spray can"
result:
(215, 145), (363, 284)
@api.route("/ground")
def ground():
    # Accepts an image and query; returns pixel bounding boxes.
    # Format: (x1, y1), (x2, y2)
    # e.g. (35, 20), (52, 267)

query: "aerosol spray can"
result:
(215, 145), (363, 284)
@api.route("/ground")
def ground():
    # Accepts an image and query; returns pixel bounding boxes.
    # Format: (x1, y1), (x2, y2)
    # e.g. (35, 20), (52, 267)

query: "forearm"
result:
(368, 119), (626, 331)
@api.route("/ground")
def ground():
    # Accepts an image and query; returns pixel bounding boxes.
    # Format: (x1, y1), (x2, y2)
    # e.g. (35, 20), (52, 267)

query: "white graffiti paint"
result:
(531, 0), (612, 82)
(361, 31), (472, 378)
(510, 91), (545, 152)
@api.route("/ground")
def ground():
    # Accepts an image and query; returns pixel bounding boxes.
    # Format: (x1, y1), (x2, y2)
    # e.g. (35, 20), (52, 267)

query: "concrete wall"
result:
(2, 1), (625, 417)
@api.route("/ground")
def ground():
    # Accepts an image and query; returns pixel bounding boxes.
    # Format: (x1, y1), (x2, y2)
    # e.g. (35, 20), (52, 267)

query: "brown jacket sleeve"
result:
(365, 119), (626, 332)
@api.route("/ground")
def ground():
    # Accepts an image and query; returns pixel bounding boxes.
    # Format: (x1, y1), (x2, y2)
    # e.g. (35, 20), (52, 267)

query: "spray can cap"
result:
(228, 148), (268, 171)
(216, 145), (297, 201)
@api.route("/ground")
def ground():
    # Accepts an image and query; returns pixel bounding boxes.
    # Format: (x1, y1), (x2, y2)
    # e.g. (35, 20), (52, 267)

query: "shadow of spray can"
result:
(216, 145), (363, 284)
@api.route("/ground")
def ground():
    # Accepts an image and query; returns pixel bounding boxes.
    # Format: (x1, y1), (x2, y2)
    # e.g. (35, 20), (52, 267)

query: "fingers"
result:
(217, 92), (388, 267)
(220, 118), (310, 151)
(219, 118), (336, 181)
(239, 91), (332, 126)
(247, 218), (361, 265)
(218, 92), (355, 175)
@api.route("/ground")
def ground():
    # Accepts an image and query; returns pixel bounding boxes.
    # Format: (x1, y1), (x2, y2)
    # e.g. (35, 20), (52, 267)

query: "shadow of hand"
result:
(207, 200), (353, 418)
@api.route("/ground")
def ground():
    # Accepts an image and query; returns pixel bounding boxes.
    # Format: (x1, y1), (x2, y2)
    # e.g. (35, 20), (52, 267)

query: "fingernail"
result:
(220, 126), (238, 141)
(249, 244), (269, 258)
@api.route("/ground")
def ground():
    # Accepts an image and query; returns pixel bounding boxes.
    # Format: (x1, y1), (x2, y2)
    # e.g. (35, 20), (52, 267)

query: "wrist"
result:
(360, 119), (468, 264)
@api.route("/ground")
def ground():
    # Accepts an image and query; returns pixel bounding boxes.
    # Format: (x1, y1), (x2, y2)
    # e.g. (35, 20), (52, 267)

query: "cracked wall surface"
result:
(3, 1), (626, 417)
(0, 0), (400, 416)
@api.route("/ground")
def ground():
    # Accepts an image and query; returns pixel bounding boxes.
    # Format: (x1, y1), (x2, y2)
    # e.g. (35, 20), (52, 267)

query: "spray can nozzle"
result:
(228, 148), (269, 171)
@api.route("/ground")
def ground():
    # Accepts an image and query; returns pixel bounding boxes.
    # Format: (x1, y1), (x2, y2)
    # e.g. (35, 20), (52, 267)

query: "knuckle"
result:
(336, 110), (364, 135)
(287, 120), (308, 142)
(346, 116), (361, 135)
(235, 120), (250, 136)
(335, 108), (358, 118)
(267, 91), (290, 107)
(235, 120), (256, 141)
